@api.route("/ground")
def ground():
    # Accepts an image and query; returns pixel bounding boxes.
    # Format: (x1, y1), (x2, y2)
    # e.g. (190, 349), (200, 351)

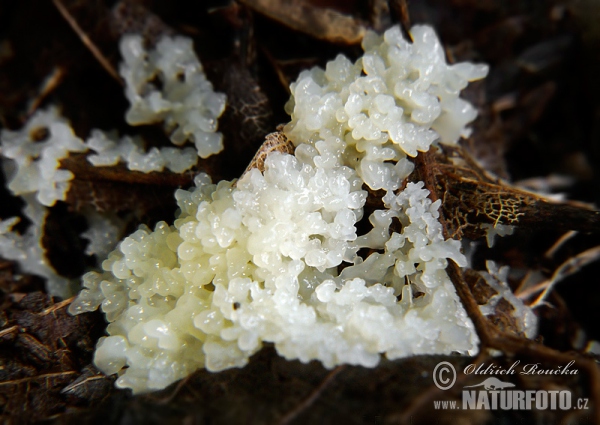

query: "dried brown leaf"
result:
(60, 154), (209, 216)
(416, 145), (600, 240)
(239, 0), (366, 44)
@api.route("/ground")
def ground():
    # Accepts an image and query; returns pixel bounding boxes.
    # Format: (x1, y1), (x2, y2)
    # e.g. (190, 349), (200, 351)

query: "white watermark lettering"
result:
(462, 389), (571, 410)
(432, 360), (588, 412)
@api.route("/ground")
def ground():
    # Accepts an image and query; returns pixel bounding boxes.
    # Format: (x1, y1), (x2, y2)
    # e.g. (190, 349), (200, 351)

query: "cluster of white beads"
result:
(120, 35), (226, 158)
(0, 107), (87, 206)
(70, 156), (477, 393)
(69, 25), (490, 394)
(284, 25), (488, 192)
(86, 129), (198, 173)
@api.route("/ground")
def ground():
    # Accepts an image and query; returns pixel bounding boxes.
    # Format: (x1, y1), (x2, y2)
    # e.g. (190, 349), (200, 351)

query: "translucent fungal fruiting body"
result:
(119, 35), (227, 159)
(0, 107), (88, 297)
(70, 24), (490, 394)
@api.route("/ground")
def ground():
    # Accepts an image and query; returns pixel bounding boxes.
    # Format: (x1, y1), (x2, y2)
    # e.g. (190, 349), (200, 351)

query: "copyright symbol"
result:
(433, 361), (456, 390)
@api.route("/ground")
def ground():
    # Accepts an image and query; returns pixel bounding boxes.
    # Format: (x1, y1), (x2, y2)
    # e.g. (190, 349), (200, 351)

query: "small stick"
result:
(544, 230), (578, 259)
(26, 66), (66, 117)
(530, 245), (600, 307)
(40, 296), (75, 316)
(0, 325), (19, 339)
(52, 0), (122, 84)
(277, 365), (345, 425)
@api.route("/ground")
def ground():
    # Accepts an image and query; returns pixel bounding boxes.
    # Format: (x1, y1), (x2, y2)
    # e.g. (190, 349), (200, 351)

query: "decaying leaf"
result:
(414, 145), (600, 241)
(239, 0), (367, 44)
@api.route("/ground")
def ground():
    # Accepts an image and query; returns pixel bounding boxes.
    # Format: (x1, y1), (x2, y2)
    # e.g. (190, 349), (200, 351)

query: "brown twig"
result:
(40, 296), (75, 316)
(0, 325), (19, 339)
(388, 0), (412, 42)
(515, 244), (600, 303)
(277, 365), (345, 425)
(154, 375), (193, 406)
(530, 245), (600, 307)
(26, 66), (66, 117)
(0, 371), (77, 387)
(61, 373), (106, 394)
(544, 230), (578, 260)
(52, 0), (122, 84)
